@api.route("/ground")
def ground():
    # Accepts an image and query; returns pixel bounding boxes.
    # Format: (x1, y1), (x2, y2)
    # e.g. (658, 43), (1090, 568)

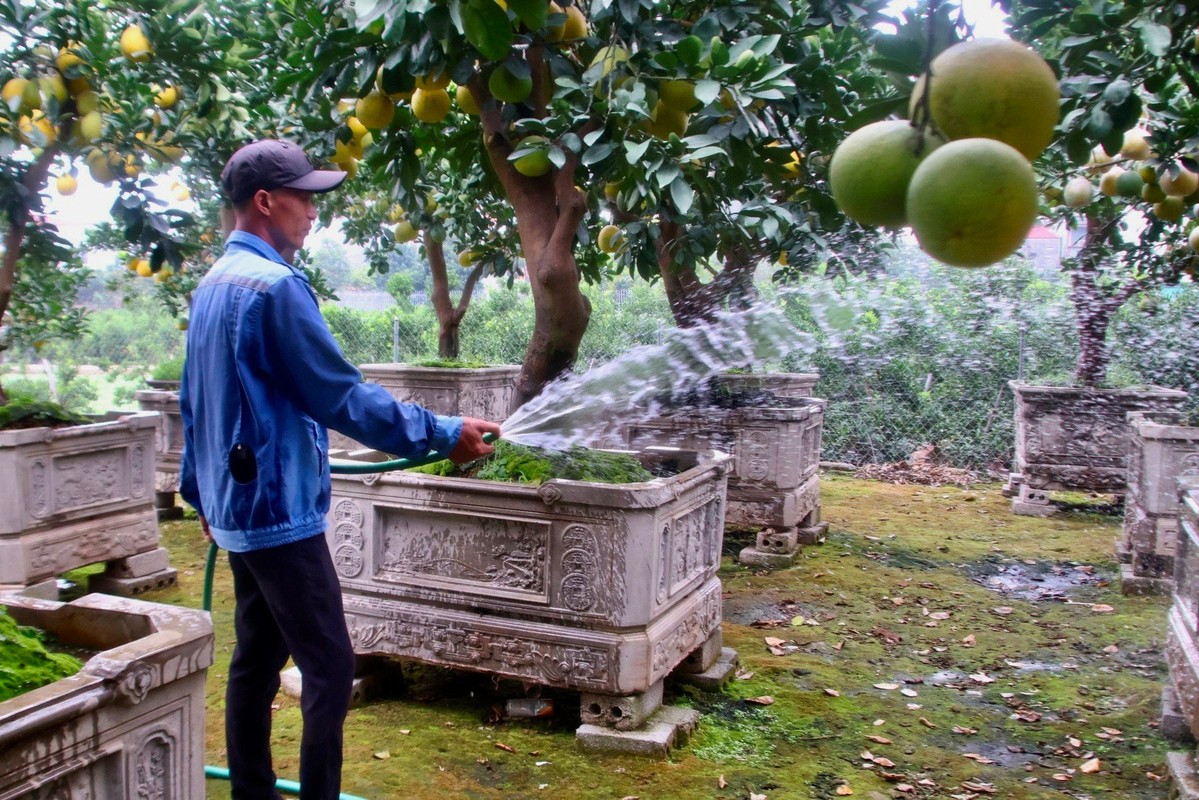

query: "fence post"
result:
(1017, 324), (1026, 382)
(393, 317), (400, 363)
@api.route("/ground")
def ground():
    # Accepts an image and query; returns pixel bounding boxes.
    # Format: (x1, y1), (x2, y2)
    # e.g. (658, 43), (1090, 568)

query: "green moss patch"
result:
(409, 440), (654, 485)
(412, 358), (492, 369)
(0, 608), (84, 703)
(0, 395), (90, 431)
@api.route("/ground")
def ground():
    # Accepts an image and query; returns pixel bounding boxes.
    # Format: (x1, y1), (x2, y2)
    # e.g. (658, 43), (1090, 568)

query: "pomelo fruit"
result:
(1063, 176), (1093, 208)
(356, 91), (395, 128)
(120, 25), (153, 62)
(1115, 170), (1144, 198)
(906, 137), (1039, 268)
(488, 65), (532, 104)
(411, 88), (450, 123)
(1160, 165), (1198, 198)
(597, 224), (624, 253)
(455, 84), (481, 115)
(829, 119), (944, 227)
(913, 38), (1059, 160)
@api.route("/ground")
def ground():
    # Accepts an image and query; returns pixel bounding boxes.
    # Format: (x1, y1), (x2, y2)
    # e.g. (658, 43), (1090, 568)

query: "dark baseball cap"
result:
(221, 140), (346, 204)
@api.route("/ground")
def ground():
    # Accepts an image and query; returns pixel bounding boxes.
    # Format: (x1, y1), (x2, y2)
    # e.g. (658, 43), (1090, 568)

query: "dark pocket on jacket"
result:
(229, 442), (258, 484)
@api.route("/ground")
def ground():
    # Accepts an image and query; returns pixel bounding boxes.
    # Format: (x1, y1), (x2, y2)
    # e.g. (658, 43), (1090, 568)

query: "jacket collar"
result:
(225, 231), (310, 284)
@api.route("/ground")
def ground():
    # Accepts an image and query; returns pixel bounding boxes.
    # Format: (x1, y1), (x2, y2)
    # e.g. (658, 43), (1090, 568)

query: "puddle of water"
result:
(965, 560), (1110, 602)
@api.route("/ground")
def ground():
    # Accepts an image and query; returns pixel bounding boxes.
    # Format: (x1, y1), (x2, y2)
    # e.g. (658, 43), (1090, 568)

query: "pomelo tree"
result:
(0, 0), (271, 407)
(274, 0), (895, 402)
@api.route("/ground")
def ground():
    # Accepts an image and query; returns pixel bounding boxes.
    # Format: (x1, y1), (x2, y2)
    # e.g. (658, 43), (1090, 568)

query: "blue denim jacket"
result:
(179, 231), (462, 553)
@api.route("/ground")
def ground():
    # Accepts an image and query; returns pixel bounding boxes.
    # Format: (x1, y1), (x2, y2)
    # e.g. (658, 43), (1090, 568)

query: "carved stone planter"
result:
(1005, 382), (1188, 516)
(136, 390), (185, 520)
(0, 413), (176, 596)
(1119, 413), (1199, 595)
(0, 592), (213, 799)
(323, 447), (735, 755)
(330, 364), (521, 453)
(718, 371), (819, 399)
(621, 394), (827, 568)
(1164, 477), (1199, 795)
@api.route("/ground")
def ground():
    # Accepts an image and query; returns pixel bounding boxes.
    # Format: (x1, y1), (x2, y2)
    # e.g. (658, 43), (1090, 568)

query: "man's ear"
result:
(252, 189), (272, 215)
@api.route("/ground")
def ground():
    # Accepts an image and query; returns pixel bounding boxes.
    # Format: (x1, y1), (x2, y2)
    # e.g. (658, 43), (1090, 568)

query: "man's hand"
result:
(199, 515), (212, 543)
(448, 417), (503, 464)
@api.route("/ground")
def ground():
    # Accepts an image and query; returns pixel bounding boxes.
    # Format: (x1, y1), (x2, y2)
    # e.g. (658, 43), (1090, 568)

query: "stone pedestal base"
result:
(576, 705), (700, 758)
(1169, 751), (1199, 800)
(580, 680), (663, 731)
(738, 546), (799, 568)
(1164, 685), (1197, 743)
(281, 657), (406, 709)
(797, 522), (829, 546)
(1116, 537), (1132, 564)
(1121, 562), (1173, 596)
(88, 547), (178, 596)
(672, 647), (739, 691)
(155, 490), (183, 521)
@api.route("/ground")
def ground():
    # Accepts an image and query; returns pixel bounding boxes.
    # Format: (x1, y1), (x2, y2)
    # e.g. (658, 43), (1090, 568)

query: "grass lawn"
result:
(140, 474), (1173, 799)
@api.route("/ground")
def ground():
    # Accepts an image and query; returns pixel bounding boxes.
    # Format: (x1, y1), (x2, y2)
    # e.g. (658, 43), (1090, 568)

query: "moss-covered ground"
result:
(134, 474), (1172, 799)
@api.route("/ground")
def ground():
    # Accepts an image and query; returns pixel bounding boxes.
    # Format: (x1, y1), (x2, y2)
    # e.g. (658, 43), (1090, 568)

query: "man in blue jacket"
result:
(179, 139), (502, 800)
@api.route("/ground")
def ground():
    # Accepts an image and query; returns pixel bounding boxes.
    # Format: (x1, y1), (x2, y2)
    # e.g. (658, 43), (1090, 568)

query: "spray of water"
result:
(500, 302), (817, 450)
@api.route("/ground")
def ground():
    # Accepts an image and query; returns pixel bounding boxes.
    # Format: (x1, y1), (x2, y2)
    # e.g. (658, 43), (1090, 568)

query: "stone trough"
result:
(318, 446), (736, 756)
(0, 412), (176, 597)
(136, 389), (186, 520)
(0, 592), (213, 799)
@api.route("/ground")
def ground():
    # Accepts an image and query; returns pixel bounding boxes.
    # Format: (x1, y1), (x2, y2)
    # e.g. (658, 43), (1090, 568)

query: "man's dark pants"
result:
(226, 533), (356, 800)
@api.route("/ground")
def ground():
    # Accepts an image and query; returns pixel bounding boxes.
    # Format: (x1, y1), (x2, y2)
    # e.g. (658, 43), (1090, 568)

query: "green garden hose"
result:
(201, 433), (497, 798)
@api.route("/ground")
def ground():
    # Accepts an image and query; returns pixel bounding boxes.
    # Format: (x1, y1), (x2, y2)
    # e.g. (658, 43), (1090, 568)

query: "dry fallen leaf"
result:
(900, 688), (919, 697)
(495, 742), (516, 753)
(1069, 737), (1082, 747)
(961, 634), (976, 647)
(764, 636), (786, 647)
(1091, 604), (1115, 613)
(919, 717), (937, 728)
(866, 735), (893, 744)
(929, 611), (951, 620)
(745, 696), (775, 706)
(952, 726), (978, 735)
(399, 729), (411, 735)
(1103, 644), (1119, 654)
(835, 785), (853, 796)
(874, 683), (900, 690)
(1080, 758), (1101, 774)
(825, 688), (841, 697)
(963, 753), (995, 764)
(993, 606), (1014, 616)
(751, 793), (768, 800)
(970, 672), (995, 684)
(1012, 709), (1042, 723)
(735, 669), (755, 681)
(718, 775), (727, 789)
(372, 751), (390, 760)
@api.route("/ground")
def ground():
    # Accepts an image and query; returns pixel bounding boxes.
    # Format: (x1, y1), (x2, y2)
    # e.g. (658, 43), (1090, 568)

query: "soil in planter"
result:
(409, 440), (655, 485)
(0, 608), (85, 703)
(0, 395), (90, 432)
(670, 379), (789, 410)
(412, 358), (492, 369)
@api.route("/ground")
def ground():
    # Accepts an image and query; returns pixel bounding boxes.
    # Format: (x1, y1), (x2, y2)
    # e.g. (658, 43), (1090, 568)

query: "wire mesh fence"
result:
(4, 267), (1196, 478)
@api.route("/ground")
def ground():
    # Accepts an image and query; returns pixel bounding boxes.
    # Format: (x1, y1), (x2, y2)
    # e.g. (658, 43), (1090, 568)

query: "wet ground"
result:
(140, 473), (1174, 799)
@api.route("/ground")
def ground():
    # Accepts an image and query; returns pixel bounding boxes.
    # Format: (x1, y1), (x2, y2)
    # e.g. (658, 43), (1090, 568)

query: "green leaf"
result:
(669, 177), (693, 214)
(624, 139), (650, 164)
(694, 79), (720, 106)
(581, 142), (613, 165)
(1137, 21), (1171, 57)
(507, 0), (547, 32)
(462, 0), (512, 61)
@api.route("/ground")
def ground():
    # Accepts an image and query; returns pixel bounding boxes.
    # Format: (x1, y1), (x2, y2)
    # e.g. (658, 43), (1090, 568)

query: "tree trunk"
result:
(0, 146), (58, 408)
(476, 73), (595, 406)
(1069, 214), (1140, 388)
(425, 232), (488, 361)
(655, 222), (759, 329)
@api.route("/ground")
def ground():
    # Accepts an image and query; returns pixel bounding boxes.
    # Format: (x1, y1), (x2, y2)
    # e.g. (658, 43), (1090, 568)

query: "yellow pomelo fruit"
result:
(176, 318), (189, 331)
(411, 88), (450, 123)
(1190, 227), (1199, 251)
(120, 25), (153, 62)
(1139, 164), (1158, 184)
(56, 45), (85, 74)
(513, 141), (552, 177)
(2, 77), (26, 108)
(55, 174), (77, 195)
(415, 72), (451, 91)
(603, 182), (620, 201)
(562, 5), (588, 40)
(74, 110), (102, 142)
(75, 89), (99, 115)
(646, 101), (688, 139)
(1142, 182), (1166, 203)
(906, 137), (1039, 268)
(597, 224), (624, 253)
(455, 84), (481, 115)
(488, 65), (533, 104)
(590, 46), (629, 78)
(1153, 196), (1185, 221)
(658, 79), (697, 112)
(66, 77), (90, 95)
(124, 154), (141, 177)
(1120, 130), (1152, 161)
(346, 116), (368, 141)
(394, 219), (419, 243)
(1063, 176), (1094, 208)
(135, 259), (153, 277)
(829, 119), (944, 228)
(39, 75), (67, 103)
(545, 1), (566, 42)
(1099, 166), (1124, 197)
(1161, 166), (1199, 198)
(355, 91), (395, 128)
(154, 85), (178, 109)
(86, 148), (115, 183)
(913, 38), (1059, 160)
(174, 186), (191, 202)
(458, 250), (479, 267)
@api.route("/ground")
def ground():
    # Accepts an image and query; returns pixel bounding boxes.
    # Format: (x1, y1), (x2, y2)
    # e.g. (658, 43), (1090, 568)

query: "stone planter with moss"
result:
(135, 389), (185, 521)
(314, 442), (735, 756)
(1004, 382), (1189, 516)
(621, 384), (827, 568)
(0, 592), (213, 798)
(0, 406), (176, 596)
(1118, 412), (1199, 595)
(1165, 477), (1199, 782)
